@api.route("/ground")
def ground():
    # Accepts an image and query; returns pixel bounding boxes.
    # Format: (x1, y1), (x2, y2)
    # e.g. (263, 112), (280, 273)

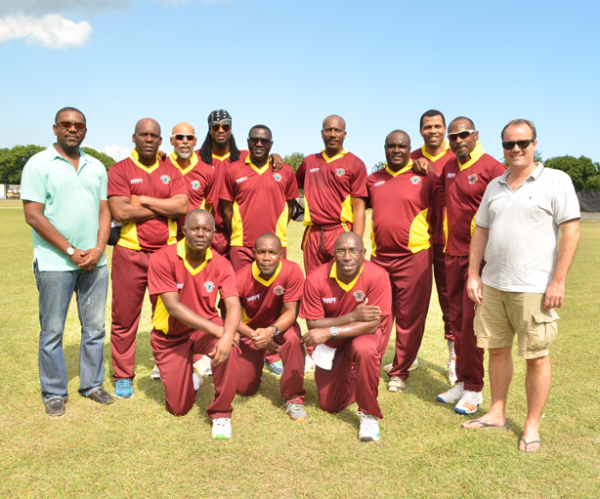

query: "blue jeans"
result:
(34, 262), (109, 402)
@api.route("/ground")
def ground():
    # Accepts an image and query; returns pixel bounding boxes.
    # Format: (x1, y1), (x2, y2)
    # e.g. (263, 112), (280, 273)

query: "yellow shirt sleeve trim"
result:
(384, 160), (413, 178)
(275, 203), (289, 247)
(241, 307), (251, 324)
(169, 151), (199, 176)
(370, 218), (377, 258)
(421, 142), (450, 162)
(471, 212), (478, 237)
(408, 208), (431, 254)
(230, 201), (244, 246)
(340, 194), (354, 223)
(302, 196), (313, 226)
(130, 149), (160, 174)
(322, 148), (349, 163)
(177, 239), (213, 275)
(458, 143), (486, 171)
(251, 260), (282, 287)
(117, 222), (142, 251)
(152, 296), (170, 334)
(329, 263), (364, 292)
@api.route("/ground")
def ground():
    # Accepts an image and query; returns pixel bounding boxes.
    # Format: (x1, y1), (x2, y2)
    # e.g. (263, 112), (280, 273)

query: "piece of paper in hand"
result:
(312, 344), (337, 370)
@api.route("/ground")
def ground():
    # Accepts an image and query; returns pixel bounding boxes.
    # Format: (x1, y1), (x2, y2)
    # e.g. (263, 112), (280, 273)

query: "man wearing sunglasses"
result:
(410, 110), (457, 384)
(367, 130), (438, 394)
(166, 122), (216, 238)
(462, 120), (580, 453)
(21, 107), (113, 416)
(300, 232), (392, 442)
(107, 118), (189, 399)
(435, 117), (506, 415)
(220, 125), (298, 271)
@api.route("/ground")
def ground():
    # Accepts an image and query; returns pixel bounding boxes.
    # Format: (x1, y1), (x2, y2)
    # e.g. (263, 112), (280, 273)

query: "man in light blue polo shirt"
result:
(463, 119), (580, 453)
(21, 106), (114, 416)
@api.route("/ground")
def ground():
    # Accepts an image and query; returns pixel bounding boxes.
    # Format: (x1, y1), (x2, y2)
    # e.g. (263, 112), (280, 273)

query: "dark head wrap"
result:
(208, 110), (232, 127)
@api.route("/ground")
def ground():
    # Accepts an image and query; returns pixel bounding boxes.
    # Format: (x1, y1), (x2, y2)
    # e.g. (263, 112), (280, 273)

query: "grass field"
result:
(1, 199), (599, 499)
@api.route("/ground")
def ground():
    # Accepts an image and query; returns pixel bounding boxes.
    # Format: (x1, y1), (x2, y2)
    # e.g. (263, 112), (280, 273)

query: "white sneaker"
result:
(408, 358), (419, 371)
(211, 418), (232, 439)
(447, 357), (457, 385)
(150, 363), (161, 380)
(437, 382), (465, 403)
(304, 354), (316, 373)
(357, 412), (380, 442)
(383, 363), (393, 374)
(192, 373), (203, 391)
(194, 355), (212, 377)
(454, 390), (483, 415)
(388, 376), (406, 393)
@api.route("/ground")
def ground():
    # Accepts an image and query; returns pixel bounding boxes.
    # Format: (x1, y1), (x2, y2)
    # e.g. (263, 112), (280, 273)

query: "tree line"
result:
(1, 146), (598, 192)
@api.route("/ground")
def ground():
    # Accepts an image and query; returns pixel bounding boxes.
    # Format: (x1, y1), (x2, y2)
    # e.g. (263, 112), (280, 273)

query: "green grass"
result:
(1, 200), (599, 499)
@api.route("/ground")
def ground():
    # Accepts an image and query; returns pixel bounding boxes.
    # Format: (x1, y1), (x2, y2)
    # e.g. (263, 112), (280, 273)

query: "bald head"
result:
(323, 114), (346, 131)
(135, 118), (161, 135)
(170, 121), (197, 159)
(133, 118), (162, 159)
(449, 116), (476, 132)
(172, 122), (195, 136)
(335, 231), (364, 250)
(385, 130), (410, 146)
(185, 208), (215, 229)
(255, 232), (282, 250)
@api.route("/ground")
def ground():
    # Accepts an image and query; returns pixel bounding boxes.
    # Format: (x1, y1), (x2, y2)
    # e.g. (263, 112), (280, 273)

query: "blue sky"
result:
(1, 0), (599, 169)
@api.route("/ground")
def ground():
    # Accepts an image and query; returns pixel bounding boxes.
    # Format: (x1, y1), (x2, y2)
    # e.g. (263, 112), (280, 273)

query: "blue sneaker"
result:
(265, 360), (284, 377)
(115, 379), (133, 399)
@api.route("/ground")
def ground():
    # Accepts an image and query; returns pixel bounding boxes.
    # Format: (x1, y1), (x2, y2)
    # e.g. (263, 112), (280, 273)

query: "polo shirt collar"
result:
(421, 142), (450, 162)
(176, 239), (212, 275)
(130, 148), (159, 174)
(251, 260), (282, 287)
(48, 144), (89, 166)
(169, 150), (199, 175)
(245, 155), (271, 175)
(329, 262), (363, 292)
(322, 148), (349, 163)
(458, 142), (485, 171)
(385, 159), (413, 178)
(498, 162), (544, 185)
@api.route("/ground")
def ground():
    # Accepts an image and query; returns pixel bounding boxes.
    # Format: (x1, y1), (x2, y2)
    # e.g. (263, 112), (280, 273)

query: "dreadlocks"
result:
(198, 133), (241, 165)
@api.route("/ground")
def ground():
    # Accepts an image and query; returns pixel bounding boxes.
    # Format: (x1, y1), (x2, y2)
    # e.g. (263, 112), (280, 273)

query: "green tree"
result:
(82, 147), (115, 172)
(0, 145), (45, 183)
(372, 161), (386, 173)
(283, 152), (305, 172)
(544, 155), (600, 191)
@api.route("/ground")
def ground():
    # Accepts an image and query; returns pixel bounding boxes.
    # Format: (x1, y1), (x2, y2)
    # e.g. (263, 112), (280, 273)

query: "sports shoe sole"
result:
(455, 403), (479, 415)
(360, 435), (380, 442)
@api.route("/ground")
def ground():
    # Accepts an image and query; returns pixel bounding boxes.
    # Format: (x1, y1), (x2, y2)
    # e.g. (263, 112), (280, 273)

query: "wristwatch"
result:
(66, 245), (75, 256)
(271, 325), (280, 337)
(329, 327), (339, 338)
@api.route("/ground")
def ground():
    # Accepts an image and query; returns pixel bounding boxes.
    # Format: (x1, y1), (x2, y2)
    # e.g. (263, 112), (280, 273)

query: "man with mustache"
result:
(108, 118), (189, 399)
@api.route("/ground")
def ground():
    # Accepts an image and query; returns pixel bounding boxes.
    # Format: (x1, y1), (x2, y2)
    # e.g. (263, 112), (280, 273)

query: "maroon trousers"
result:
(445, 254), (484, 392)
(151, 328), (240, 419)
(301, 223), (351, 276)
(315, 330), (384, 419)
(433, 245), (454, 341)
(111, 245), (156, 380)
(372, 248), (433, 380)
(237, 322), (306, 403)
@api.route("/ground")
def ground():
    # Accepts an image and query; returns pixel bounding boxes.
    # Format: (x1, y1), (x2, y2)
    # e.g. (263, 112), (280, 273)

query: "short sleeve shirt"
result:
(299, 260), (392, 347)
(476, 164), (580, 293)
(220, 157), (299, 247)
(20, 146), (108, 271)
(295, 150), (368, 227)
(234, 259), (304, 329)
(107, 150), (188, 252)
(148, 239), (239, 336)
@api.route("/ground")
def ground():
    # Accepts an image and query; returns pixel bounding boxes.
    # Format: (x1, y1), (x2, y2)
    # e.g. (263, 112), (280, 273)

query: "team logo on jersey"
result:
(447, 173), (456, 178)
(468, 174), (478, 185)
(322, 297), (337, 304)
(130, 178), (143, 185)
(273, 286), (284, 296)
(204, 281), (215, 292)
(246, 294), (260, 302)
(373, 180), (385, 187)
(410, 176), (421, 185)
(335, 168), (345, 177)
(310, 168), (320, 173)
(176, 283), (184, 290)
(236, 176), (247, 184)
(160, 175), (171, 185)
(273, 173), (282, 182)
(191, 180), (201, 190)
(353, 290), (366, 302)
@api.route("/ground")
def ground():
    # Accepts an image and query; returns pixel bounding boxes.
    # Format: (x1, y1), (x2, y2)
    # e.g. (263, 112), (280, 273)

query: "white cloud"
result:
(0, 14), (92, 49)
(0, 0), (130, 16)
(104, 145), (131, 162)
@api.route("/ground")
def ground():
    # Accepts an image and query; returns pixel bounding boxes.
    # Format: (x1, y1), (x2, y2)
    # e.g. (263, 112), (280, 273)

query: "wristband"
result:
(95, 247), (104, 254)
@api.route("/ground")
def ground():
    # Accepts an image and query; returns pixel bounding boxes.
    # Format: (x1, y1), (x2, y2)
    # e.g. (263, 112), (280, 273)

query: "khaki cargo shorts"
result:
(474, 285), (559, 359)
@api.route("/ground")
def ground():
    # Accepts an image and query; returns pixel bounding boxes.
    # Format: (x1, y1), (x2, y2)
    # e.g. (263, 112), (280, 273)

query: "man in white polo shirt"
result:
(21, 107), (113, 416)
(462, 119), (580, 453)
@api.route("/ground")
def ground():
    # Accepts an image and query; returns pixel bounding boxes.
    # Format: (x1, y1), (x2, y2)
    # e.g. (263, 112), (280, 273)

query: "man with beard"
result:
(368, 130), (438, 393)
(231, 233), (307, 421)
(435, 117), (505, 415)
(410, 110), (456, 383)
(148, 209), (241, 439)
(108, 118), (189, 399)
(300, 232), (392, 442)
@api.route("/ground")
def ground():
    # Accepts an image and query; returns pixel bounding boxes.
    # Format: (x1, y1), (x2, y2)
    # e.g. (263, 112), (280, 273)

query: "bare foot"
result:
(462, 412), (506, 429)
(519, 435), (541, 452)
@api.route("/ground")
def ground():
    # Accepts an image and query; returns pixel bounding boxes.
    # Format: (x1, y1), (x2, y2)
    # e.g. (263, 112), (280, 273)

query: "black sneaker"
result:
(45, 398), (65, 417)
(87, 388), (114, 405)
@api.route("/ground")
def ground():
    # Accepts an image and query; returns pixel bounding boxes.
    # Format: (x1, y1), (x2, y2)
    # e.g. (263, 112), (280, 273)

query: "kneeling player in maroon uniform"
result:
(147, 209), (242, 439)
(228, 233), (308, 421)
(300, 232), (392, 442)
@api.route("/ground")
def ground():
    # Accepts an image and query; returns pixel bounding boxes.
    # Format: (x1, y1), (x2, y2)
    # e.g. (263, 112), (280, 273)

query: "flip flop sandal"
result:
(520, 438), (542, 452)
(465, 419), (510, 429)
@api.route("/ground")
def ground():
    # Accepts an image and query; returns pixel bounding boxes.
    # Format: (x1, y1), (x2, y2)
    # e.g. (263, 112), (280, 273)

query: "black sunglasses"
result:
(56, 121), (86, 130)
(502, 139), (534, 150)
(448, 130), (476, 141)
(171, 134), (196, 141)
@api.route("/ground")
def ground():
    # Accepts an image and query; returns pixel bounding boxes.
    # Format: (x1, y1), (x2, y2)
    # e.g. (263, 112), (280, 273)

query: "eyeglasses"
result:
(171, 134), (196, 141)
(56, 121), (86, 130)
(333, 248), (362, 256)
(211, 123), (231, 132)
(248, 137), (272, 145)
(502, 139), (534, 150)
(448, 130), (476, 141)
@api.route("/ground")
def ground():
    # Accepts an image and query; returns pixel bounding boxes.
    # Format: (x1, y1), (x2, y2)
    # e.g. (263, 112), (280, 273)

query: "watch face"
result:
(67, 247), (75, 256)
